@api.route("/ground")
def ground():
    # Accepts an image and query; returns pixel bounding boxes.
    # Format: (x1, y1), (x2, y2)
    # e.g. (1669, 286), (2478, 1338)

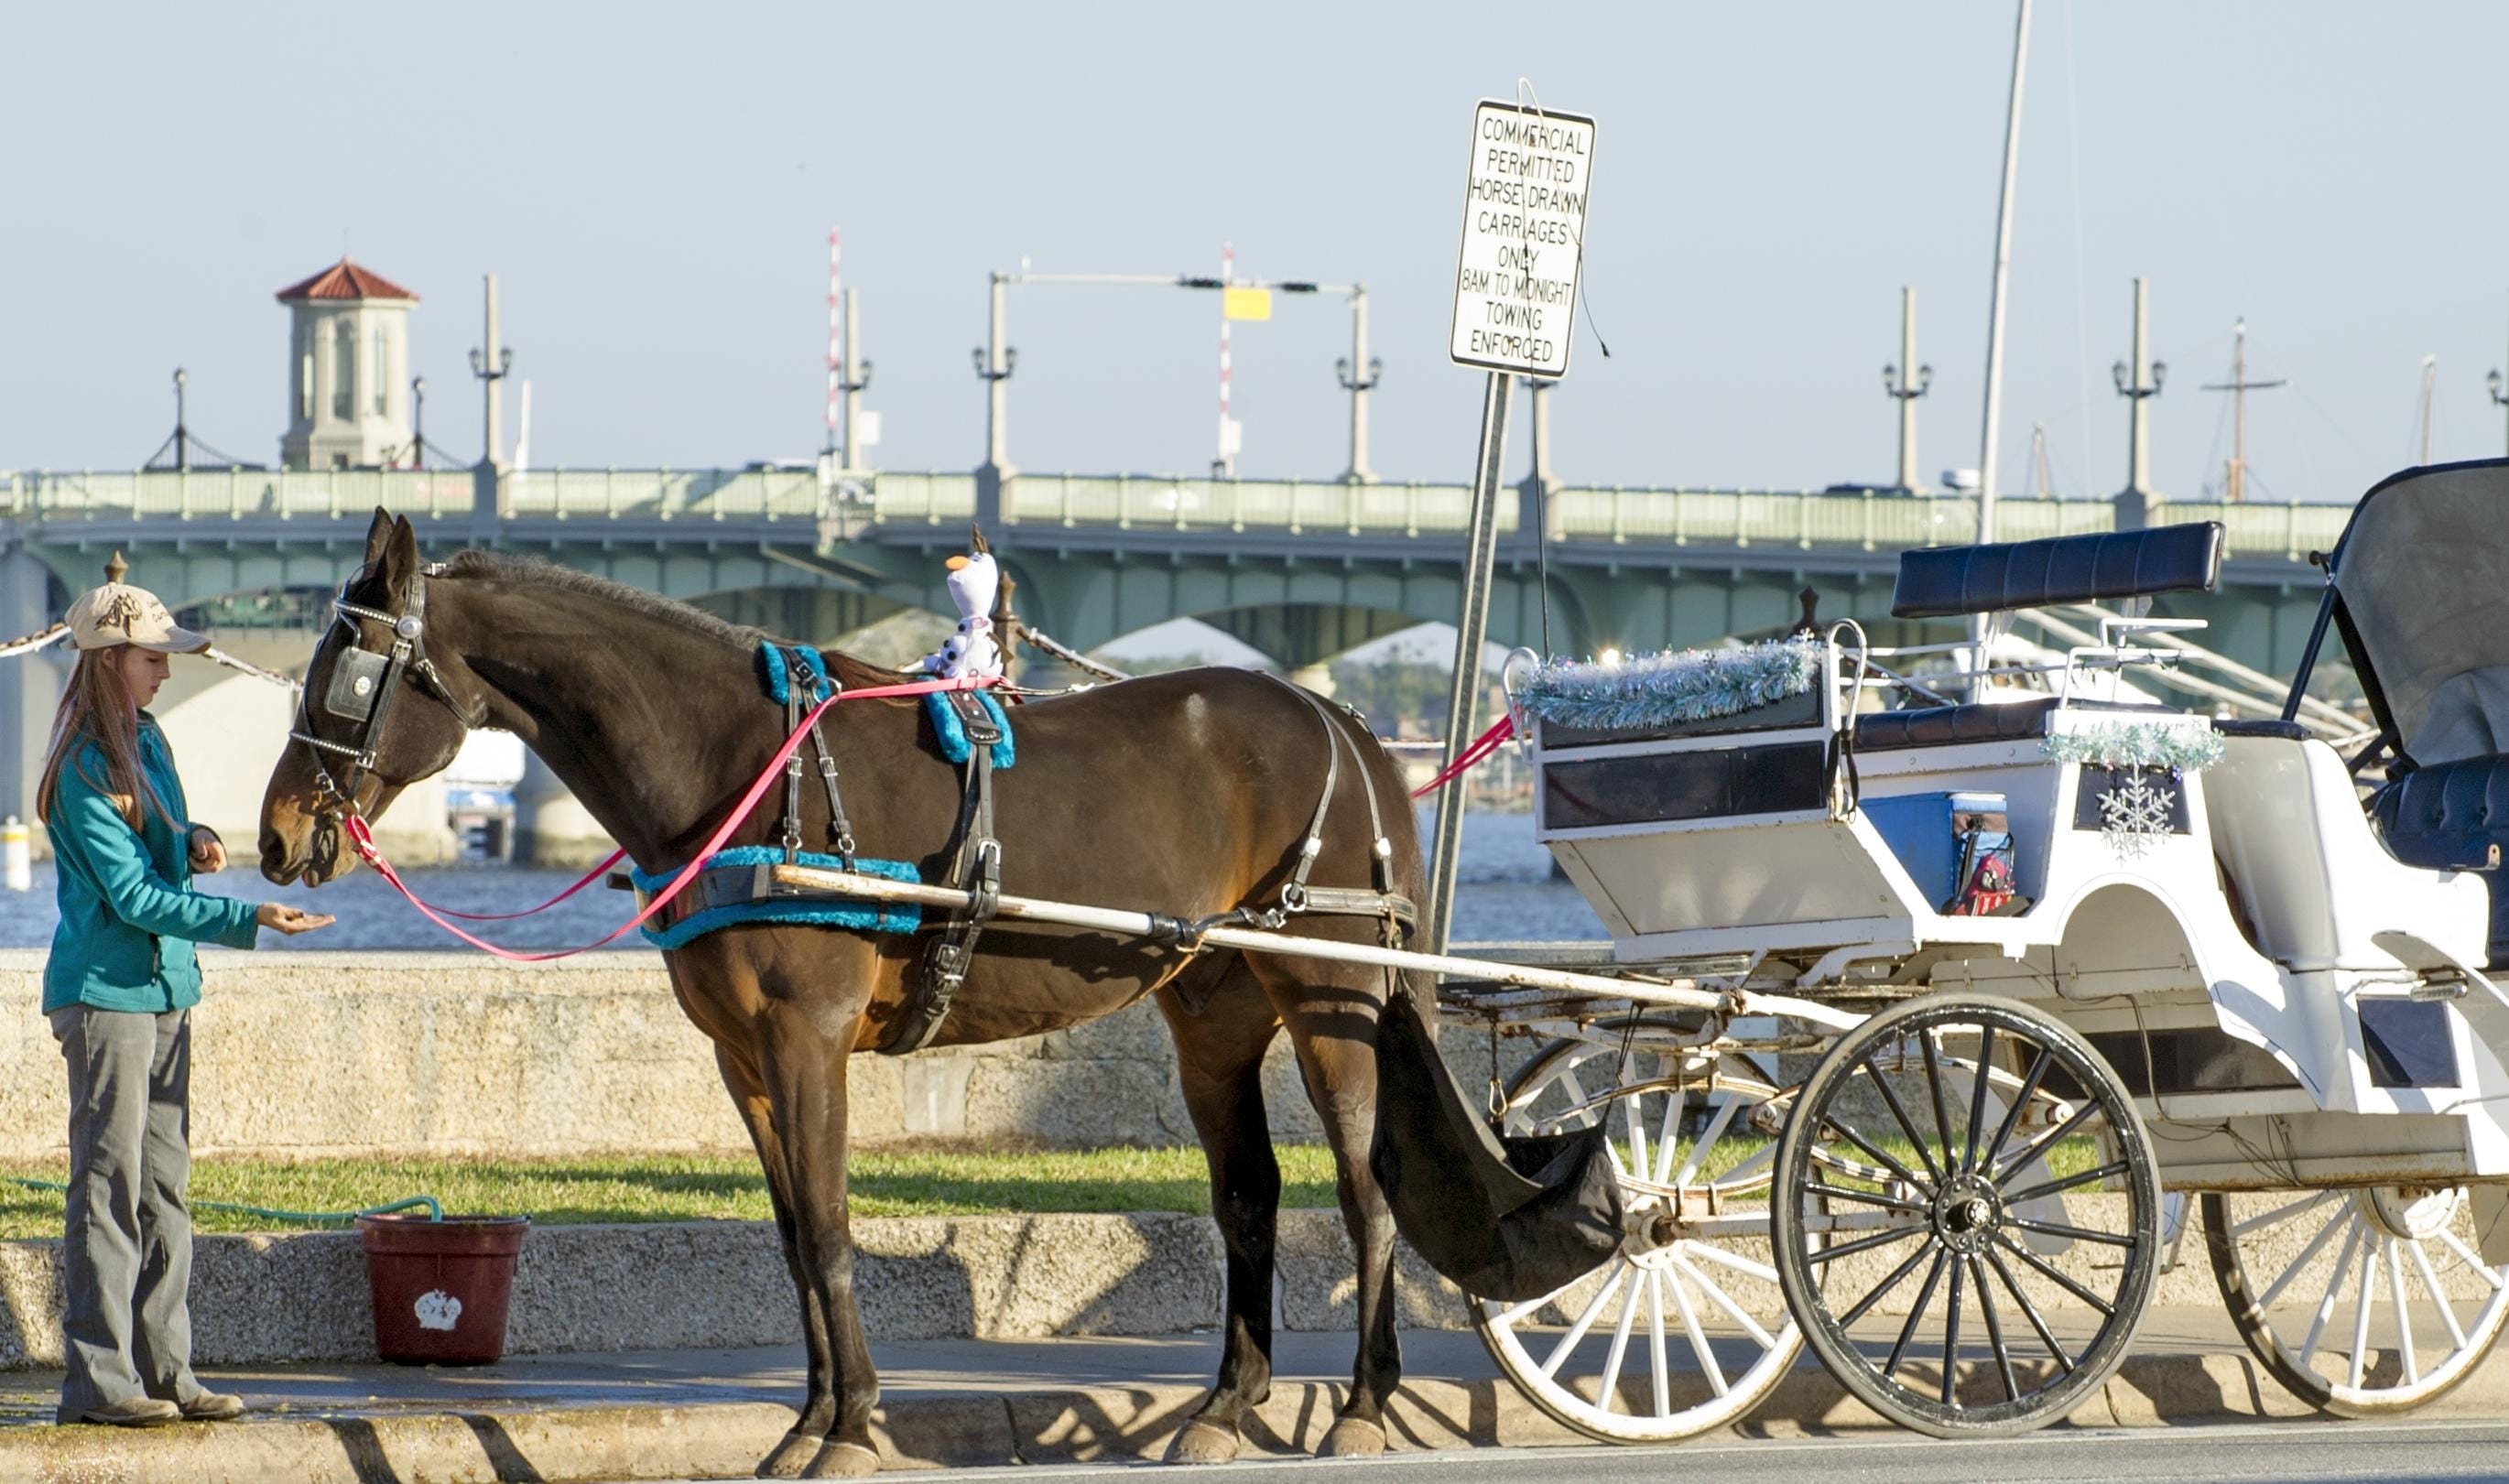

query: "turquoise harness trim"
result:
(925, 690), (1016, 768)
(758, 644), (835, 705)
(628, 847), (920, 950)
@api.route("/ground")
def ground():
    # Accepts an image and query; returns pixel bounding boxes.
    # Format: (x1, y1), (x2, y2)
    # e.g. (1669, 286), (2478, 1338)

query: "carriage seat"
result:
(1889, 522), (2225, 620)
(2370, 754), (2509, 967)
(1853, 696), (2060, 751)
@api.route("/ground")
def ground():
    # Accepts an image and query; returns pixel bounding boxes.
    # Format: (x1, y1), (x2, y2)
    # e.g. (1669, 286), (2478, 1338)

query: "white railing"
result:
(0, 468), (2350, 561)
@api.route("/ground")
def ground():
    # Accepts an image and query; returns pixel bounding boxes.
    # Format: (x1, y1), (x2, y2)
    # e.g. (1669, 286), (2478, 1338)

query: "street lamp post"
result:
(410, 376), (428, 470)
(2111, 276), (2166, 518)
(1335, 287), (1382, 483)
(1882, 287), (1932, 492)
(2489, 366), (2508, 458)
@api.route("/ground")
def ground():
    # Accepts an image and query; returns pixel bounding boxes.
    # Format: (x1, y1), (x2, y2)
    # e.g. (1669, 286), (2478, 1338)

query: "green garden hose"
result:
(5, 1176), (441, 1225)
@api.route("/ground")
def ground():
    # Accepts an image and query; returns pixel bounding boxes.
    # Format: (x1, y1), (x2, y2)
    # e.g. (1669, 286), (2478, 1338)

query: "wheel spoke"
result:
(1624, 1089), (1651, 1191)
(1865, 1048), (1946, 1186)
(1980, 1048), (2052, 1173)
(1884, 1249), (1950, 1378)
(1597, 1262), (1644, 1414)
(1669, 1094), (1741, 1188)
(2407, 1238), (2469, 1352)
(1939, 1254), (1966, 1405)
(1970, 1255), (2019, 1402)
(1671, 1249), (1777, 1350)
(1991, 1231), (2116, 1316)
(1538, 1266), (1627, 1381)
(2001, 1159), (2131, 1207)
(1985, 1243), (2075, 1373)
(2388, 1237), (2418, 1386)
(1804, 1219), (1930, 1265)
(1686, 1241), (1782, 1285)
(1665, 1267), (1728, 1398)
(2349, 1239), (2380, 1391)
(1961, 1026), (1997, 1175)
(1721, 1139), (1779, 1184)
(1491, 1287), (1561, 1329)
(1993, 1098), (2105, 1184)
(2255, 1201), (2353, 1312)
(1821, 1116), (1937, 1198)
(1919, 1030), (1960, 1180)
(2301, 1219), (2366, 1366)
(1802, 1179), (1927, 1212)
(1645, 1271), (1674, 1417)
(2438, 1230), (2508, 1289)
(2231, 1188), (2341, 1241)
(2007, 1215), (2134, 1249)
(1841, 1236), (1942, 1327)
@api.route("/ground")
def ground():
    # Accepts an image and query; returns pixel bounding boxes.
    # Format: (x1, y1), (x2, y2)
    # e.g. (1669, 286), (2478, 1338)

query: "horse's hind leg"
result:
(714, 1043), (839, 1479)
(1156, 955), (1285, 1464)
(1248, 952), (1400, 1459)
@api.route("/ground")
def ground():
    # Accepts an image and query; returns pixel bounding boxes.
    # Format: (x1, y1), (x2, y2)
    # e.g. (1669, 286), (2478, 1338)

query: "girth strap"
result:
(881, 692), (1005, 1055)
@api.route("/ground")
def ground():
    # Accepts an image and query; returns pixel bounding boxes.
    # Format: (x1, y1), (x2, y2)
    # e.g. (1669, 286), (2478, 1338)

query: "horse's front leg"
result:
(714, 1043), (840, 1479)
(758, 995), (883, 1479)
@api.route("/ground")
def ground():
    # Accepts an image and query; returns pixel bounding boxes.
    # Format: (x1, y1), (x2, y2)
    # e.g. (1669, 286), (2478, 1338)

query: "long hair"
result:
(37, 645), (168, 832)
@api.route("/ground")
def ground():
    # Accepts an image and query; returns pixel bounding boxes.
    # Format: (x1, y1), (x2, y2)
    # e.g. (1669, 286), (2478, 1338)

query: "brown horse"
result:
(260, 514), (1419, 1477)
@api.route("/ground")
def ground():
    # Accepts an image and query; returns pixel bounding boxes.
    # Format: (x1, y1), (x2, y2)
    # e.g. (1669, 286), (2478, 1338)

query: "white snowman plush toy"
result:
(919, 546), (1003, 680)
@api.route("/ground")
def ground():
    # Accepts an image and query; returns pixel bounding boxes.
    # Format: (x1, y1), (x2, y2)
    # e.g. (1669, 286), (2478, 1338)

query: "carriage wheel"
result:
(1472, 1015), (1802, 1443)
(2203, 1186), (2509, 1415)
(1771, 993), (2161, 1437)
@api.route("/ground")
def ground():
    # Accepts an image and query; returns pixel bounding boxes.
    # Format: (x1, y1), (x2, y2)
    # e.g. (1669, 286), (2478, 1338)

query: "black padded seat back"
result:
(2372, 754), (2509, 966)
(1854, 697), (2059, 751)
(1891, 521), (2225, 620)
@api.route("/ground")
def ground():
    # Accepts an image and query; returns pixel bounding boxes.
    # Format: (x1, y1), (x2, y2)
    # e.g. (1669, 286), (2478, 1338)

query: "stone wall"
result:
(0, 950), (1371, 1159)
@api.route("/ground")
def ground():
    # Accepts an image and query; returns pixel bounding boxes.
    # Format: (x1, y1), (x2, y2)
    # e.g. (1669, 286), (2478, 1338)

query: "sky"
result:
(5, 2), (2508, 505)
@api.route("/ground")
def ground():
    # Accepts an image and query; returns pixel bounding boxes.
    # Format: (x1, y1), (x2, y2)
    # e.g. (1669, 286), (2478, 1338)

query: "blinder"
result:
(289, 561), (480, 816)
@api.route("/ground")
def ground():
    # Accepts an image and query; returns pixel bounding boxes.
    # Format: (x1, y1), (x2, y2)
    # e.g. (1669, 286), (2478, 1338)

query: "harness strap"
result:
(885, 733), (1001, 1055)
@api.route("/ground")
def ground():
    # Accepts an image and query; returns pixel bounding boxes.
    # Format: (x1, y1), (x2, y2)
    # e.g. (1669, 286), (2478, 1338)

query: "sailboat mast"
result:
(1975, 0), (2032, 544)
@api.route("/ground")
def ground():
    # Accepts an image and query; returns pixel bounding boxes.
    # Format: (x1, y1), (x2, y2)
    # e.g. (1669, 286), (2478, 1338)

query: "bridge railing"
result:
(2, 467), (2354, 561)
(2, 468), (478, 521)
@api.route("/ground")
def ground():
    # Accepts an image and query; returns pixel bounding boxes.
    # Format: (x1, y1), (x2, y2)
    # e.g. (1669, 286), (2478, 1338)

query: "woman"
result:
(37, 580), (331, 1427)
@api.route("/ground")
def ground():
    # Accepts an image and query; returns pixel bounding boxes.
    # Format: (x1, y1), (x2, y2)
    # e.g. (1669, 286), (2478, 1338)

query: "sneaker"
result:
(77, 1397), (180, 1427)
(177, 1391), (245, 1422)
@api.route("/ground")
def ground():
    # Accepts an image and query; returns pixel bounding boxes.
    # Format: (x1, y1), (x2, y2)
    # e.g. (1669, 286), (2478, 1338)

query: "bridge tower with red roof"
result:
(276, 257), (419, 471)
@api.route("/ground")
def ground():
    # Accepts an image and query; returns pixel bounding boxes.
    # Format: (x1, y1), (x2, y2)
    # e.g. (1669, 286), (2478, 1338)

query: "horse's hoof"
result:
(1166, 1419), (1242, 1465)
(758, 1431), (820, 1478)
(801, 1440), (882, 1479)
(1319, 1417), (1386, 1458)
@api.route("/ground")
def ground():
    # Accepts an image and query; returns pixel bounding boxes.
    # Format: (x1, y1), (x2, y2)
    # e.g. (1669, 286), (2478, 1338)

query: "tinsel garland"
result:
(1517, 637), (1825, 731)
(2039, 722), (2224, 774)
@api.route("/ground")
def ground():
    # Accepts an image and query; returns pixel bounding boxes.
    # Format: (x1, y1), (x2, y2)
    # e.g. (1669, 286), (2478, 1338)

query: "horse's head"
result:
(259, 509), (485, 885)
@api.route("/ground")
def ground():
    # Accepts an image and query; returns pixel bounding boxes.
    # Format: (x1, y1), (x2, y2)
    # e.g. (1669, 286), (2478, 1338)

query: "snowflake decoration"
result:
(2097, 774), (2178, 858)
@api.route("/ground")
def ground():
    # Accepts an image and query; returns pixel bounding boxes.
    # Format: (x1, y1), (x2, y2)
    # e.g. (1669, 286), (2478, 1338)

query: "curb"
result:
(9, 1349), (2504, 1482)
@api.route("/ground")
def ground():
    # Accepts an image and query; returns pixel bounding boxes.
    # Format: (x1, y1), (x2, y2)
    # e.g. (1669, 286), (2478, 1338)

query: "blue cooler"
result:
(1862, 792), (2010, 911)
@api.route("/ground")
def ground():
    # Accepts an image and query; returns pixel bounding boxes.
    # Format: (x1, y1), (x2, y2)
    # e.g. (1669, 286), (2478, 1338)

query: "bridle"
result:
(288, 561), (486, 818)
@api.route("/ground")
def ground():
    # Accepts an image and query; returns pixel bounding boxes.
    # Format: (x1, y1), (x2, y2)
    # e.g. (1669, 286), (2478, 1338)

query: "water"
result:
(0, 810), (1607, 953)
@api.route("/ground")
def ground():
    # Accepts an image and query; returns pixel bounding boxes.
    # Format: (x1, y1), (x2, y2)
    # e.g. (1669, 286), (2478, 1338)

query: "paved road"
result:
(625, 1418), (2509, 1483)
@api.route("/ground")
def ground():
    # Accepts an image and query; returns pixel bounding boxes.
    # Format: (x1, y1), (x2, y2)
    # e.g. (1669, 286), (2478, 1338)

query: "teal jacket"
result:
(43, 713), (258, 1014)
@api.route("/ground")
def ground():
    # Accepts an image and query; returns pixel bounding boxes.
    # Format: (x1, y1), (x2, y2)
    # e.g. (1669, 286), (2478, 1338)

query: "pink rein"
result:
(1407, 715), (1516, 799)
(342, 674), (1003, 962)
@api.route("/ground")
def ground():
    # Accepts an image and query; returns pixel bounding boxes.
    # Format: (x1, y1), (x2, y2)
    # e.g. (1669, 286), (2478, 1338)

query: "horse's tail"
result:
(1366, 969), (1623, 1302)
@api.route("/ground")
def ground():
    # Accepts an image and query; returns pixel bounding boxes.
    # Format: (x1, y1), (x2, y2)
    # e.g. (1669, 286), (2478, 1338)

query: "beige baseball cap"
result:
(64, 583), (211, 655)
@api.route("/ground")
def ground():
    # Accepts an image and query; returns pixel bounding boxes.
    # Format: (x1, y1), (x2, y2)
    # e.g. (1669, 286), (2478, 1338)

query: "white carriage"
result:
(1458, 462), (2509, 1440)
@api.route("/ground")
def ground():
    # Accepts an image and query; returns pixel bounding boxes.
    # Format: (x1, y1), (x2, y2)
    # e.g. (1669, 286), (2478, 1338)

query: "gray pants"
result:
(49, 1006), (201, 1423)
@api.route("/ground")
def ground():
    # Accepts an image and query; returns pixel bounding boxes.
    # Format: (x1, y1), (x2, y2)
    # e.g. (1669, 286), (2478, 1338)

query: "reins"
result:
(334, 673), (1005, 962)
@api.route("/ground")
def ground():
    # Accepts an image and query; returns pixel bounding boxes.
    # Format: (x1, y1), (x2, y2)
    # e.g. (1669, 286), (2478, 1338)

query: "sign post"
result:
(1426, 99), (1597, 953)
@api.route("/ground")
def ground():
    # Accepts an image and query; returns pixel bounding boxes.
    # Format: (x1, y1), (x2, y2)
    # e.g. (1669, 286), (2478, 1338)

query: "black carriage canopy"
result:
(2321, 459), (2509, 767)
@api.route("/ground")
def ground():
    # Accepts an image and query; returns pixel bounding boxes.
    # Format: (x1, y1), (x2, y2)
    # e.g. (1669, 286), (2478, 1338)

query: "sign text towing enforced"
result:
(1449, 100), (1596, 379)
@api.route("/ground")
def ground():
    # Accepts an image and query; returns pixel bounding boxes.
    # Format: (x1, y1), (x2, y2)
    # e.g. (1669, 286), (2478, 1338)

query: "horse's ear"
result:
(969, 524), (991, 557)
(362, 508), (394, 568)
(377, 515), (419, 598)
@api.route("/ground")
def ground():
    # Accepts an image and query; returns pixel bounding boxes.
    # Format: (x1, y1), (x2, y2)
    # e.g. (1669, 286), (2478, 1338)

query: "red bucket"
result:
(353, 1214), (530, 1365)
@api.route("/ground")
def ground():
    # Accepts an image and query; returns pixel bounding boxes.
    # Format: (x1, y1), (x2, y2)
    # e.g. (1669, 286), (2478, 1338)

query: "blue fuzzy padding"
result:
(924, 690), (1016, 768)
(627, 847), (919, 950)
(758, 644), (835, 706)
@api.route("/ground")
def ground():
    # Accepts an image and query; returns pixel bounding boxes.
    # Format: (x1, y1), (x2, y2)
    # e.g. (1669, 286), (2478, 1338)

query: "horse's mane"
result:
(440, 550), (897, 689)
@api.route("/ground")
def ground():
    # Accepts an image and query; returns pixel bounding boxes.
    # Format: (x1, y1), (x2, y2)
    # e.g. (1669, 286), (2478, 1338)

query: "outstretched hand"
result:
(255, 903), (335, 936)
(187, 826), (227, 873)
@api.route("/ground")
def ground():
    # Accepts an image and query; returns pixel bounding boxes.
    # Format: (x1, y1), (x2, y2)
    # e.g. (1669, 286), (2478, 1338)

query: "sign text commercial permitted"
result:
(1449, 101), (1597, 379)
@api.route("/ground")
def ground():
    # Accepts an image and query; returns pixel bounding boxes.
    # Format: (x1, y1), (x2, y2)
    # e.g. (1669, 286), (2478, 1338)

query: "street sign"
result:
(1449, 100), (1597, 379)
(1222, 287), (1273, 321)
